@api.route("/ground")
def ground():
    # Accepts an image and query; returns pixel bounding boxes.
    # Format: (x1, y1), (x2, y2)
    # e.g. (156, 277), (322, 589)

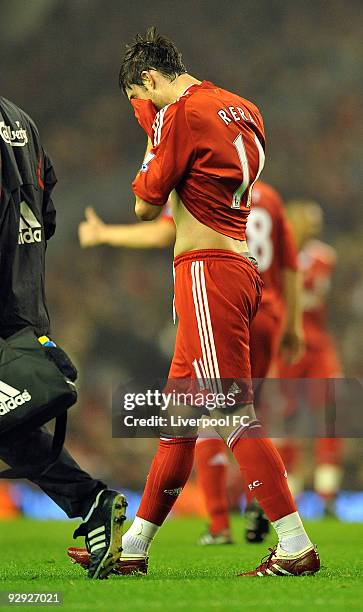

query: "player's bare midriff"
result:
(170, 190), (248, 257)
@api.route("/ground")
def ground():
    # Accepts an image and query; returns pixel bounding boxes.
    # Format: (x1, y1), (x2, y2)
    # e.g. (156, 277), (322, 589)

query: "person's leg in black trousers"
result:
(0, 426), (106, 519)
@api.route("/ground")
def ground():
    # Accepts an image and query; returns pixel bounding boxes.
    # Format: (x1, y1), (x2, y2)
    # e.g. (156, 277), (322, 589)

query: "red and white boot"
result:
(67, 547), (148, 576)
(239, 544), (320, 577)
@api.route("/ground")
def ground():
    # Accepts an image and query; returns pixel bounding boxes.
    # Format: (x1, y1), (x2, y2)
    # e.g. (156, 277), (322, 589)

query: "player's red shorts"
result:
(168, 249), (263, 407)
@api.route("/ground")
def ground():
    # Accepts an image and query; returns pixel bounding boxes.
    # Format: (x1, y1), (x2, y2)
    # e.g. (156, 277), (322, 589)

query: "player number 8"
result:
(246, 207), (273, 273)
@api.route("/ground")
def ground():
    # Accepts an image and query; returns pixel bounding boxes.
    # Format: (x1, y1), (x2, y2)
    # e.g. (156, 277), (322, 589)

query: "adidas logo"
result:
(163, 487), (182, 497)
(87, 526), (107, 554)
(208, 452), (229, 467)
(0, 380), (31, 416)
(18, 201), (42, 245)
(228, 382), (242, 395)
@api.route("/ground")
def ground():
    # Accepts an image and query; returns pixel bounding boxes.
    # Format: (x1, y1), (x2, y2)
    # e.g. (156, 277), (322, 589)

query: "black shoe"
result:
(73, 489), (127, 579)
(244, 501), (270, 544)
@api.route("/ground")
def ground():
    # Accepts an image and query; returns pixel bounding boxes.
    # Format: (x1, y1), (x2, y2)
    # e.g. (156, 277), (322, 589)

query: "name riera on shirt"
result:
(217, 105), (256, 126)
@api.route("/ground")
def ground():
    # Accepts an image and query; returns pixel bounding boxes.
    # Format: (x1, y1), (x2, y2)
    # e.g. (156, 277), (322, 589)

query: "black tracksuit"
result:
(0, 96), (104, 518)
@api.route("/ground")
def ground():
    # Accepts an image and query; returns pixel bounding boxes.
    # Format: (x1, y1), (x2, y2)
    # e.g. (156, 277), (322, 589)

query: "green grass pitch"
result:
(0, 516), (362, 611)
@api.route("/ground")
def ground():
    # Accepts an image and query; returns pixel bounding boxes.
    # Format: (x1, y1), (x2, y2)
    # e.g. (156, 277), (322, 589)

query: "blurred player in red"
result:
(71, 27), (319, 577)
(277, 200), (343, 513)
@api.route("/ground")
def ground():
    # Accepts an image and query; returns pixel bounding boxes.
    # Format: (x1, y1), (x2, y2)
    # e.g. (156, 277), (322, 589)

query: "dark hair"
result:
(119, 26), (187, 94)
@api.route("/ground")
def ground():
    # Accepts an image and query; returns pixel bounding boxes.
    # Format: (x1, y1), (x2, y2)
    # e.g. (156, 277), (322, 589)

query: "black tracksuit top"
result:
(0, 96), (57, 338)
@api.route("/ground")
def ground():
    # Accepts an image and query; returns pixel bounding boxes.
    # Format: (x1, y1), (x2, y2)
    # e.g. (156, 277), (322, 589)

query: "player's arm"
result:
(132, 103), (194, 221)
(135, 195), (163, 221)
(134, 136), (163, 221)
(280, 268), (304, 363)
(41, 150), (57, 240)
(79, 207), (175, 248)
(278, 212), (304, 363)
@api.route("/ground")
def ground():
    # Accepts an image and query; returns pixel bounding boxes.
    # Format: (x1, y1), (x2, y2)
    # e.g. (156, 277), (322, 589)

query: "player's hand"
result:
(279, 328), (304, 364)
(78, 207), (105, 248)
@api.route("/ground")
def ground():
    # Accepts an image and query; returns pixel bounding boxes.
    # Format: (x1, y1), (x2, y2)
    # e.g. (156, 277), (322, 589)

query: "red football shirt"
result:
(132, 81), (265, 241)
(131, 101), (295, 309)
(132, 99), (174, 224)
(131, 99), (156, 139)
(247, 181), (298, 310)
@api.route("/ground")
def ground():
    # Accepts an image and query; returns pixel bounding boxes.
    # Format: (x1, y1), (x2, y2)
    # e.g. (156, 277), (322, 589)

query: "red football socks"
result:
(231, 428), (296, 521)
(137, 424), (296, 527)
(137, 437), (197, 525)
(195, 438), (230, 534)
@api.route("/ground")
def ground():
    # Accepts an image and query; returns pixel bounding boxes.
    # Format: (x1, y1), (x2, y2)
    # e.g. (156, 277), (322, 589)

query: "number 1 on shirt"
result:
(231, 132), (265, 209)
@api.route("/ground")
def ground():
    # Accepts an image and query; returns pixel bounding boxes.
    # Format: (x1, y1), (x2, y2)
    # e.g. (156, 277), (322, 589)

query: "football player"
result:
(71, 27), (319, 577)
(78, 128), (301, 548)
(277, 200), (343, 513)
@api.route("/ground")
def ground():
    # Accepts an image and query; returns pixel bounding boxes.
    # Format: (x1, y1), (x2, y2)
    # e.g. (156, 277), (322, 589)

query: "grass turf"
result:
(0, 516), (362, 611)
